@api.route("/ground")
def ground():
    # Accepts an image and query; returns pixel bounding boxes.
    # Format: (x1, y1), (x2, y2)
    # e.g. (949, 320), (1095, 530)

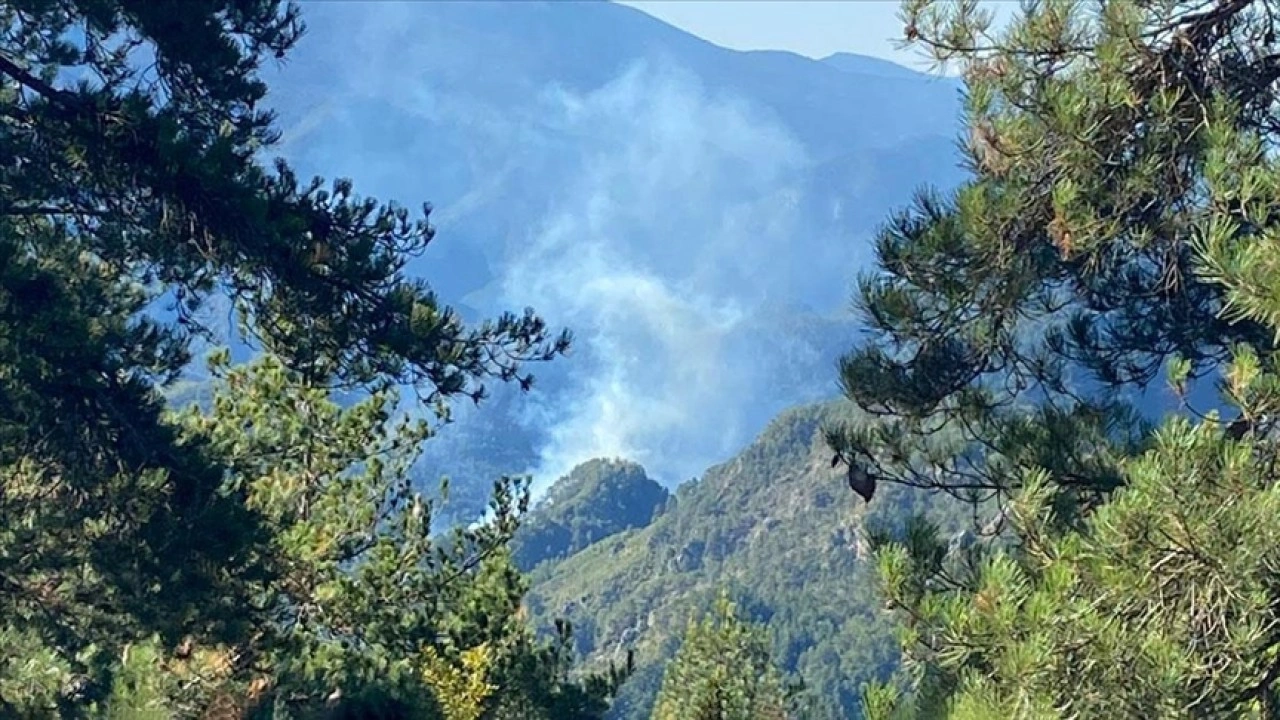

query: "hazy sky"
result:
(616, 1), (1010, 71)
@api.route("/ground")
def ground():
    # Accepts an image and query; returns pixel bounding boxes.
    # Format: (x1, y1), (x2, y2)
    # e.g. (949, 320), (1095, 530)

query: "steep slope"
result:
(524, 402), (970, 719)
(264, 1), (962, 307)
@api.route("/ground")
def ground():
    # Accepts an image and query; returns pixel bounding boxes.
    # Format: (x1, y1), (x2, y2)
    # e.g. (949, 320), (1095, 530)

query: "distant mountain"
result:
(523, 401), (974, 719)
(820, 52), (938, 81)
(250, 0), (968, 522)
(511, 458), (670, 571)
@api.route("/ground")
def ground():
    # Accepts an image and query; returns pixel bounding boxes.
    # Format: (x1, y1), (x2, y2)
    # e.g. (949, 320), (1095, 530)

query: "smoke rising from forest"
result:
(258, 1), (946, 507)
(496, 60), (851, 493)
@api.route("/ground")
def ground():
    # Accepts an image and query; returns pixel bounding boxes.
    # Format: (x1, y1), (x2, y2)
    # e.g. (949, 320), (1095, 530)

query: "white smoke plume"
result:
(495, 60), (835, 493)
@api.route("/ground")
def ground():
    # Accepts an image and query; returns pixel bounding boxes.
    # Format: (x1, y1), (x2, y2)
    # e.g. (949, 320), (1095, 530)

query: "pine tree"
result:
(828, 0), (1280, 513)
(83, 353), (625, 719)
(831, 1), (1280, 718)
(0, 0), (568, 713)
(649, 594), (788, 720)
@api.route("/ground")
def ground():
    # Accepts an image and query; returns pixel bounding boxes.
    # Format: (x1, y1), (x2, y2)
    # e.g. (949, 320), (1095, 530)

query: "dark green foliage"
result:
(512, 459), (670, 571)
(827, 0), (1280, 513)
(0, 0), (587, 715)
(38, 348), (624, 718)
(173, 353), (514, 715)
(1, 0), (568, 395)
(0, 230), (268, 710)
(831, 1), (1280, 718)
(863, 413), (1280, 719)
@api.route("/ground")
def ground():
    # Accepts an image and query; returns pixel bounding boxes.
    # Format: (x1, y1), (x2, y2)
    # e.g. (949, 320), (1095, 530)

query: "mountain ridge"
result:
(521, 400), (972, 718)
(819, 51), (939, 80)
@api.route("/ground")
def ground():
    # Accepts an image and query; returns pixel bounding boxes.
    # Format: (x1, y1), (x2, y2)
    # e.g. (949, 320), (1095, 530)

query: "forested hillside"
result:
(521, 2), (1280, 718)
(522, 403), (975, 719)
(511, 459), (670, 572)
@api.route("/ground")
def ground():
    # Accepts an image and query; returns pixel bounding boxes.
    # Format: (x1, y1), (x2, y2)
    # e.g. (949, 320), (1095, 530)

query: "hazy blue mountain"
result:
(820, 51), (936, 80)
(252, 0), (968, 522)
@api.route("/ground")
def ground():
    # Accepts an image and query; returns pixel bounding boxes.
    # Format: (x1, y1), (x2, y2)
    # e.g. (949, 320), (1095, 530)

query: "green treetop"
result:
(650, 594), (789, 720)
(98, 353), (620, 719)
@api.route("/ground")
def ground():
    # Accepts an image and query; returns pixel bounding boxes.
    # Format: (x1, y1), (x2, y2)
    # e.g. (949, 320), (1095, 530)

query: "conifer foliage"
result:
(0, 0), (606, 717)
(649, 594), (789, 720)
(830, 1), (1280, 718)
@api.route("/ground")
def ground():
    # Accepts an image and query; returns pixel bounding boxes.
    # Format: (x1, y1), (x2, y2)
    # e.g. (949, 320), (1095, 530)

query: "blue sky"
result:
(616, 1), (1011, 71)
